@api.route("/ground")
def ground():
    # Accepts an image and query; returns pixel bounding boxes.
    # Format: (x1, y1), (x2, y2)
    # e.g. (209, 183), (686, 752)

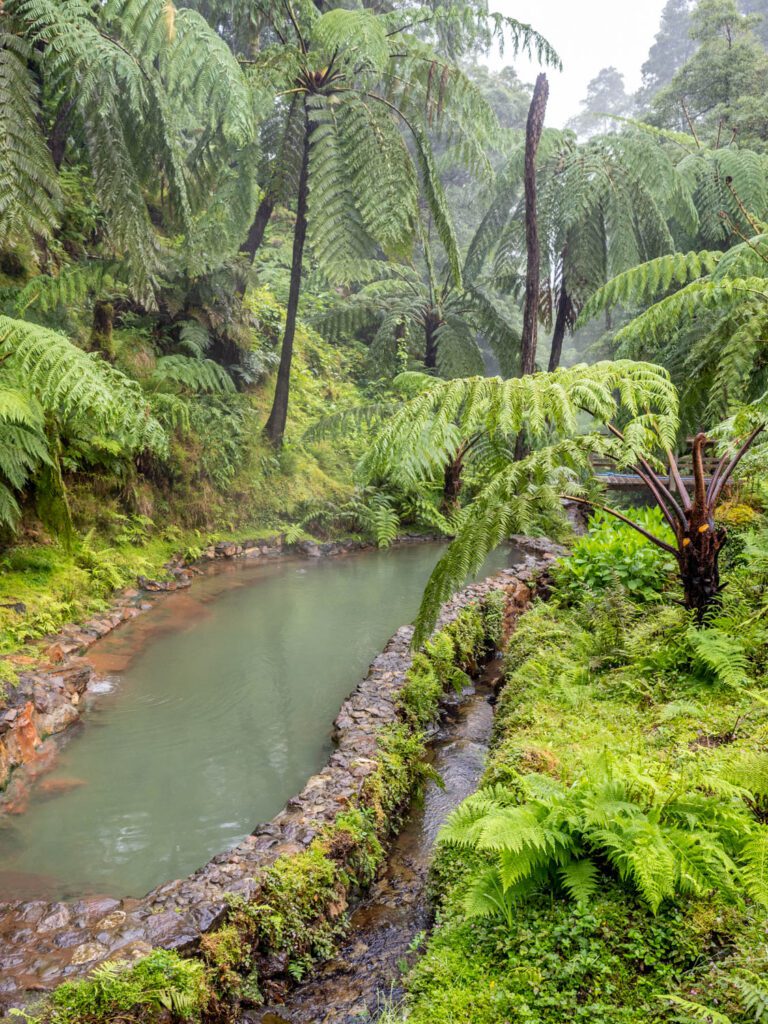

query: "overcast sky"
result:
(487, 0), (669, 126)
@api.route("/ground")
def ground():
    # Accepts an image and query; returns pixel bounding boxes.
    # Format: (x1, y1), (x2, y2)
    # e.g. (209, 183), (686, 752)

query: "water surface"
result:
(0, 543), (509, 901)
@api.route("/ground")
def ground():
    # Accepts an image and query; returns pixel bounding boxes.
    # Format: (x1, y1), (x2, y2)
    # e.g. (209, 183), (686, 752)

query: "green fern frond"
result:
(149, 355), (235, 395)
(0, 315), (166, 454)
(578, 251), (721, 326)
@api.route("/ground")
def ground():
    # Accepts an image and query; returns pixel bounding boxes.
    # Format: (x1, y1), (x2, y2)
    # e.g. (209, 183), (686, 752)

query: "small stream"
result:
(250, 662), (500, 1024)
(0, 544), (508, 903)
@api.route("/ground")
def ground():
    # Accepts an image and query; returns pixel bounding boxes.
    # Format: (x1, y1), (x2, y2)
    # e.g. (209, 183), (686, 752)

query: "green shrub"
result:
(553, 508), (677, 603)
(396, 653), (444, 729)
(403, 886), (731, 1024)
(481, 590), (506, 651)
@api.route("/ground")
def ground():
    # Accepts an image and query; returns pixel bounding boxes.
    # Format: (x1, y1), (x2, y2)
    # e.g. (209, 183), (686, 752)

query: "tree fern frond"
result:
(0, 315), (166, 454)
(578, 251), (721, 326)
(149, 355), (235, 395)
(0, 25), (61, 243)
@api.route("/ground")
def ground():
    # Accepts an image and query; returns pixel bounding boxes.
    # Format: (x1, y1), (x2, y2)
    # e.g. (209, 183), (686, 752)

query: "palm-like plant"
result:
(319, 233), (521, 381)
(3, 0), (254, 304)
(580, 208), (768, 428)
(473, 126), (700, 373)
(246, 4), (557, 446)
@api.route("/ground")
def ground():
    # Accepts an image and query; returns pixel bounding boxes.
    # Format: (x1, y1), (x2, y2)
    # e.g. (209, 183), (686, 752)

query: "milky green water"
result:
(0, 544), (510, 901)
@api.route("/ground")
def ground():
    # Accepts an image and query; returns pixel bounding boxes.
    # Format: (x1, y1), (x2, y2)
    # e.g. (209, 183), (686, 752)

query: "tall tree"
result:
(568, 67), (633, 138)
(519, 73), (549, 378)
(638, 0), (696, 107)
(252, 5), (556, 446)
(652, 0), (768, 148)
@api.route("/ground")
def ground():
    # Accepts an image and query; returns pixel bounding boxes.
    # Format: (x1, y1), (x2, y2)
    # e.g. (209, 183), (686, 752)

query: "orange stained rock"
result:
(16, 701), (42, 761)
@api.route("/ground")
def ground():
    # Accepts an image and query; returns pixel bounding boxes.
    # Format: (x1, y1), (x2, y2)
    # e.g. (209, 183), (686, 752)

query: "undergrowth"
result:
(394, 516), (768, 1024)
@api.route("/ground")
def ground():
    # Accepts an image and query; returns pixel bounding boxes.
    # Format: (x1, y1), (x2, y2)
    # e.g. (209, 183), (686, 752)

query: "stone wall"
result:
(0, 549), (559, 1009)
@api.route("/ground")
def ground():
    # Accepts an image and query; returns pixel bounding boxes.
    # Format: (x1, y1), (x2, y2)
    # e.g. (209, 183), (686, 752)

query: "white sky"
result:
(487, 0), (669, 126)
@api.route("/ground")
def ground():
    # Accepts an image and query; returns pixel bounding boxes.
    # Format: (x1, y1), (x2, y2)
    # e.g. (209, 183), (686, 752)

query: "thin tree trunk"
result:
(49, 98), (75, 169)
(679, 432), (726, 621)
(547, 274), (570, 373)
(240, 193), (275, 261)
(519, 73), (549, 378)
(442, 441), (467, 512)
(90, 301), (115, 361)
(264, 115), (310, 448)
(424, 316), (439, 370)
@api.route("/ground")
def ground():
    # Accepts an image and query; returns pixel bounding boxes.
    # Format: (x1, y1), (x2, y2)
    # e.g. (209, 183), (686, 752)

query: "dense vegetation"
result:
(389, 512), (768, 1024)
(4, 0), (768, 1021)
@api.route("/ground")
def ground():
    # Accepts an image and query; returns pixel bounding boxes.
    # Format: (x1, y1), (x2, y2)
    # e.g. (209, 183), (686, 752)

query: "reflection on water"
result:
(0, 544), (511, 901)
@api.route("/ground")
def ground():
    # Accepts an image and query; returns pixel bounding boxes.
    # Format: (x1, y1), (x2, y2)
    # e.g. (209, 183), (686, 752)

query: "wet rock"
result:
(38, 906), (71, 932)
(215, 542), (242, 558)
(69, 941), (108, 966)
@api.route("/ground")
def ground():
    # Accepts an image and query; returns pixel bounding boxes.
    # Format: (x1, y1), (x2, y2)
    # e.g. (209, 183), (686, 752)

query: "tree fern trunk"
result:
(442, 442), (467, 512)
(240, 192), (275, 261)
(90, 301), (115, 361)
(424, 315), (439, 370)
(679, 531), (725, 622)
(519, 74), (549, 378)
(265, 117), (310, 448)
(49, 98), (75, 169)
(680, 432), (726, 621)
(547, 276), (569, 373)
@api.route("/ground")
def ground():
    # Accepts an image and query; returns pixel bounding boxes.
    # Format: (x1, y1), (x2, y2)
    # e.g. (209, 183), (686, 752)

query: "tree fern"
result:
(0, 315), (166, 454)
(6, 0), (254, 302)
(364, 361), (679, 643)
(0, 23), (61, 244)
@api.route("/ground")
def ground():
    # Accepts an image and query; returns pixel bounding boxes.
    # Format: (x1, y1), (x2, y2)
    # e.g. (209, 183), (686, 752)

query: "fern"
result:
(687, 628), (751, 689)
(660, 995), (733, 1023)
(0, 315), (166, 454)
(0, 24), (61, 244)
(149, 355), (235, 395)
(440, 754), (766, 919)
(6, 0), (253, 301)
(732, 973), (768, 1021)
(363, 361), (679, 644)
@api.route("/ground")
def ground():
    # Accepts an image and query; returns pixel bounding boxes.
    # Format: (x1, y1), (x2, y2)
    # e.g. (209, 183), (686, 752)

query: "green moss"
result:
(396, 653), (444, 729)
(13, 950), (210, 1024)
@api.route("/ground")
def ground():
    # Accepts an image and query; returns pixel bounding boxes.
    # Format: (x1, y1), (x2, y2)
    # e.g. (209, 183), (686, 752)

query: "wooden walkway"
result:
(596, 472), (697, 490)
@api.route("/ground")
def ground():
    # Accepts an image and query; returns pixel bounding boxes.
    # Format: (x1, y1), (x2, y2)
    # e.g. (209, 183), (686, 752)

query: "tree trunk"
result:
(678, 529), (725, 622)
(678, 431), (726, 621)
(90, 301), (115, 360)
(442, 442), (467, 512)
(424, 317), (439, 370)
(519, 73), (549, 378)
(49, 98), (75, 169)
(548, 273), (570, 373)
(240, 192), (275, 261)
(264, 115), (310, 448)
